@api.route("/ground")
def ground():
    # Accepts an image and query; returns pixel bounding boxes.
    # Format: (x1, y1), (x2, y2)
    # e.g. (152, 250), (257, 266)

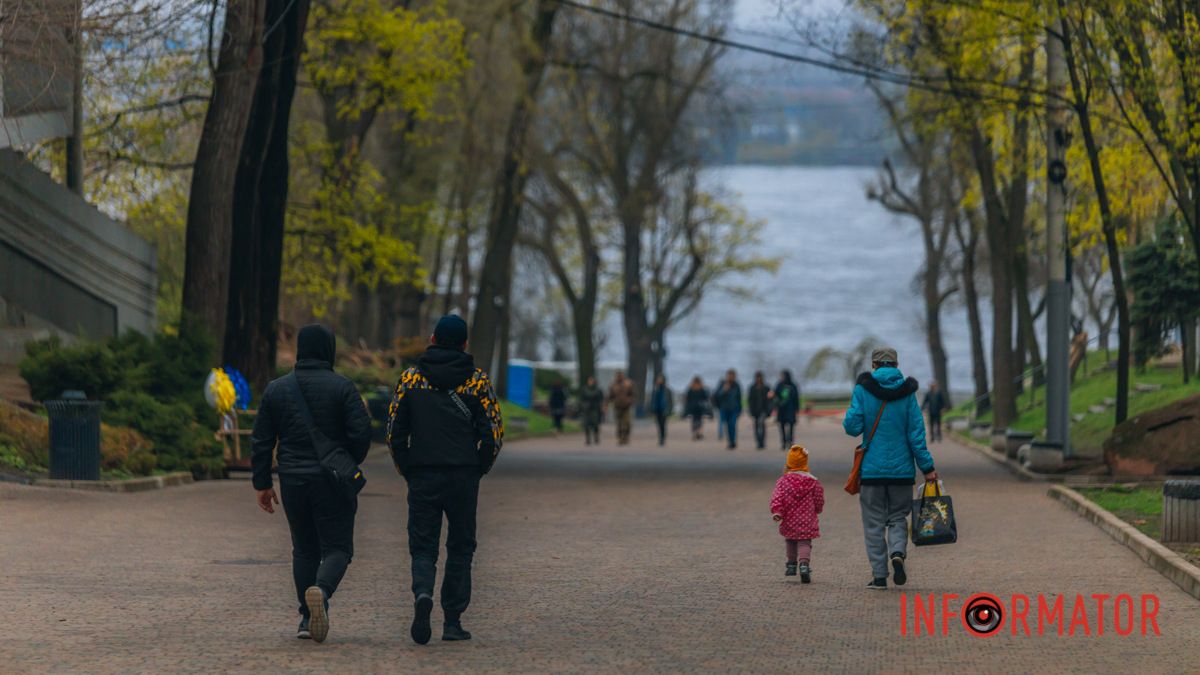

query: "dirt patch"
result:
(0, 364), (31, 404)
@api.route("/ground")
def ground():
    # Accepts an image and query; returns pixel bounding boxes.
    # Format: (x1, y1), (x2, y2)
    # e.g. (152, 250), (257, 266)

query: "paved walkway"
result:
(2, 416), (1198, 673)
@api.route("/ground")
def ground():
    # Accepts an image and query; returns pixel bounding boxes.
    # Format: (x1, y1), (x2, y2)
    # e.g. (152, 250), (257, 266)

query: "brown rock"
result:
(1104, 394), (1200, 476)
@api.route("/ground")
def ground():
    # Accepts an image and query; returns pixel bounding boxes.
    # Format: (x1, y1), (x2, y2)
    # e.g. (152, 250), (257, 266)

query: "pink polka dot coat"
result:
(770, 472), (825, 539)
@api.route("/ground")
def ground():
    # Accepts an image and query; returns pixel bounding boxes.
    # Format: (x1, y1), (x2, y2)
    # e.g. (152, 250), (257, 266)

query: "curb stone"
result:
(30, 471), (193, 493)
(1048, 484), (1200, 602)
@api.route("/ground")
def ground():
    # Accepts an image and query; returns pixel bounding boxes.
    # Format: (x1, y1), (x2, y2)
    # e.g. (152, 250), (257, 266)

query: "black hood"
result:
(856, 371), (919, 401)
(297, 324), (336, 365)
(418, 345), (476, 390)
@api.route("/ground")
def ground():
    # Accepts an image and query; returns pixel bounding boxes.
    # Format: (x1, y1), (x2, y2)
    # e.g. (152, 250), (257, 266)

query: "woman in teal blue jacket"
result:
(842, 348), (937, 590)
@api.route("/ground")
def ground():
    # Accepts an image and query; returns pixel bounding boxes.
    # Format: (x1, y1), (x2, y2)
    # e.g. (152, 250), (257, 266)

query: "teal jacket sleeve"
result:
(907, 394), (935, 473)
(843, 385), (865, 437)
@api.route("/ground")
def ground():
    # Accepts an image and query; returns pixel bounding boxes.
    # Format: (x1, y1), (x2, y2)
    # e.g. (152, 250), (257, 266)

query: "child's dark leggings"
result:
(786, 538), (813, 563)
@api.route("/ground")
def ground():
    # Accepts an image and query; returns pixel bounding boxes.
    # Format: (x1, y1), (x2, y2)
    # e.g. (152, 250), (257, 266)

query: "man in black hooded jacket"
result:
(387, 314), (504, 645)
(251, 324), (372, 643)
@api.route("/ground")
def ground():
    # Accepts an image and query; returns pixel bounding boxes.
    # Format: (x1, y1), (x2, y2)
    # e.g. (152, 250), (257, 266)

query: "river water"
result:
(599, 165), (982, 398)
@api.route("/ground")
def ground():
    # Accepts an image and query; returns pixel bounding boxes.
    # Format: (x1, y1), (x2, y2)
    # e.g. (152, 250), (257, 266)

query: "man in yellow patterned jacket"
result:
(387, 314), (503, 645)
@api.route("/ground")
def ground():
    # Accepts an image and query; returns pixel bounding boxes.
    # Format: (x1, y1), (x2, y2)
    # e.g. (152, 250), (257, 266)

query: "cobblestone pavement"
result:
(2, 416), (1198, 673)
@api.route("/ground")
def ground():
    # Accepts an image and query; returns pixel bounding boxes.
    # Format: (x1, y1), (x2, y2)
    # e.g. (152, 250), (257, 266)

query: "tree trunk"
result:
(968, 126), (1017, 428)
(924, 266), (951, 405)
(224, 0), (309, 393)
(1014, 263), (1044, 390)
(470, 1), (558, 376)
(1065, 40), (1130, 423)
(956, 214), (991, 416)
(182, 0), (267, 346)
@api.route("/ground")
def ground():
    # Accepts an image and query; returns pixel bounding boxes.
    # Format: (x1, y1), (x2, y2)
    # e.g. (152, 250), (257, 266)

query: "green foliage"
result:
(19, 337), (122, 402)
(1126, 219), (1200, 368)
(0, 441), (37, 473)
(18, 328), (221, 478)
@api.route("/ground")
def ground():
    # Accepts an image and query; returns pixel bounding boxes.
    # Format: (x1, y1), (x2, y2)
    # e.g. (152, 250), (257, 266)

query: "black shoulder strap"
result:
(288, 372), (317, 433)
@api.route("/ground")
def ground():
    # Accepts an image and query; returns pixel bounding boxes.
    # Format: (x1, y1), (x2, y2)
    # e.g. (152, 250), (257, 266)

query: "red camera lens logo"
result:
(962, 593), (1004, 637)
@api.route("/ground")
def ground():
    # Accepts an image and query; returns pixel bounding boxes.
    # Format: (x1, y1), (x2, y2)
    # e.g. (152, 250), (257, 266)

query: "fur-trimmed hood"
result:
(855, 367), (919, 401)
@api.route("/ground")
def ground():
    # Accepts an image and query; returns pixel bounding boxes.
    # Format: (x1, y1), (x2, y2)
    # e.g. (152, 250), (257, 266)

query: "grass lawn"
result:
(947, 356), (1200, 456)
(1076, 485), (1200, 567)
(499, 400), (578, 440)
(1077, 486), (1162, 538)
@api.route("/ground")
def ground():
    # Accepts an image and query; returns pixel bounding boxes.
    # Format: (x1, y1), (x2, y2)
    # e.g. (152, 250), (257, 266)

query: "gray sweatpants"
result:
(859, 484), (913, 579)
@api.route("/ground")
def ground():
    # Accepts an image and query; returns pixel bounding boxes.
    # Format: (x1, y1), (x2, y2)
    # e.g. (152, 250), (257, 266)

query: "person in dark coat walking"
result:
(548, 380), (568, 434)
(713, 369), (743, 450)
(774, 370), (801, 450)
(387, 315), (504, 644)
(577, 376), (604, 445)
(252, 324), (372, 643)
(748, 371), (772, 450)
(684, 376), (710, 440)
(922, 380), (949, 442)
(649, 374), (674, 446)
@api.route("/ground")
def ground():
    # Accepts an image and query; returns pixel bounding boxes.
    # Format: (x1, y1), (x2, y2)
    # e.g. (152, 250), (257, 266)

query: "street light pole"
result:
(1045, 17), (1072, 456)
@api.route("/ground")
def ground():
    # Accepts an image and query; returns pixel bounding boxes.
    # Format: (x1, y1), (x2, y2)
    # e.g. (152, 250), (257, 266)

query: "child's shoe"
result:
(799, 562), (811, 584)
(785, 561), (797, 576)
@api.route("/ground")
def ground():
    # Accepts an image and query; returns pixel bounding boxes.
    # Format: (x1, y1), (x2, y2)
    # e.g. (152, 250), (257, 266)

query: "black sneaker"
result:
(411, 594), (434, 645)
(799, 562), (812, 584)
(785, 561), (797, 576)
(866, 577), (887, 590)
(304, 586), (329, 643)
(442, 621), (472, 641)
(891, 554), (907, 586)
(296, 616), (311, 640)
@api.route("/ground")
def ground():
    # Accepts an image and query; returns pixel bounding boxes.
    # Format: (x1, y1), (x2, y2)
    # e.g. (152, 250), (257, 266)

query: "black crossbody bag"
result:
(288, 373), (366, 501)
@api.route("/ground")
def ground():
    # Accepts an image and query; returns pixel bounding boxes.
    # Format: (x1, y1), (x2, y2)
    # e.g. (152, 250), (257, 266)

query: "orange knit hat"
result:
(785, 445), (809, 473)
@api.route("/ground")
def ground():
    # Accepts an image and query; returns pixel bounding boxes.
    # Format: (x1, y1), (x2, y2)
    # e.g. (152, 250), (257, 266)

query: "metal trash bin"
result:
(45, 390), (103, 480)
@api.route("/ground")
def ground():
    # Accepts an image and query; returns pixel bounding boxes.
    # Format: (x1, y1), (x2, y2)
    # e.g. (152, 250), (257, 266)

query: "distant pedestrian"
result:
(650, 374), (674, 446)
(713, 369), (743, 450)
(842, 347), (936, 591)
(548, 379), (568, 434)
(251, 324), (373, 643)
(773, 370), (801, 450)
(387, 315), (504, 644)
(748, 371), (772, 450)
(684, 376), (711, 440)
(578, 376), (604, 445)
(712, 385), (725, 442)
(607, 371), (636, 445)
(769, 445), (824, 582)
(922, 380), (948, 442)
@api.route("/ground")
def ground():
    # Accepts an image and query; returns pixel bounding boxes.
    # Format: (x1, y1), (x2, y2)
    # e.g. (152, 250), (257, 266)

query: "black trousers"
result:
(281, 475), (356, 618)
(779, 420), (795, 449)
(406, 467), (481, 621)
(655, 412), (669, 444)
(752, 414), (768, 448)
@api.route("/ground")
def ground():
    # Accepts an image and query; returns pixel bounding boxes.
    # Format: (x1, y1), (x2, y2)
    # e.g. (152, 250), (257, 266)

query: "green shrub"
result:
(18, 326), (221, 478)
(19, 337), (122, 401)
(103, 390), (220, 476)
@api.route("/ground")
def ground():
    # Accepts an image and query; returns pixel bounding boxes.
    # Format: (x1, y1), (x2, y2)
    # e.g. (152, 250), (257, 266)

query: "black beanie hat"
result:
(433, 314), (469, 349)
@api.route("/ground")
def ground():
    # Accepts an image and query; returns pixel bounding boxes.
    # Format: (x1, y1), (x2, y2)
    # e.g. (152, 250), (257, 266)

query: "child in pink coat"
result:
(770, 445), (824, 582)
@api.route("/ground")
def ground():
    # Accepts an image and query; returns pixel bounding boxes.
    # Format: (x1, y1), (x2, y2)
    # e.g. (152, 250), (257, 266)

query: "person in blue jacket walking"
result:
(842, 347), (938, 591)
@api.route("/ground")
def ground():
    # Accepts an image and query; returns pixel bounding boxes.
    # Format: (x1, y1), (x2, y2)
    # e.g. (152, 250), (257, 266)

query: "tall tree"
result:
(181, 0), (267, 345)
(865, 85), (956, 403)
(224, 0), (312, 392)
(471, 0), (559, 386)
